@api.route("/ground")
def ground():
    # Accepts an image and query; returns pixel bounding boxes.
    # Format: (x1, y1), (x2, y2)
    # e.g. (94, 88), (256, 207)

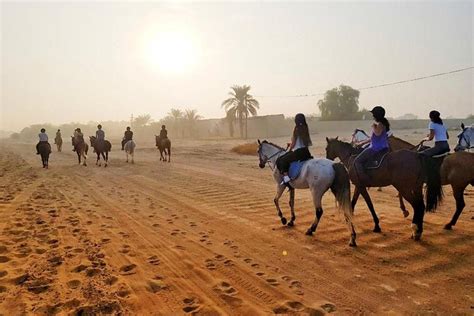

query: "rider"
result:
(353, 106), (390, 185)
(36, 128), (51, 154)
(419, 110), (450, 157)
(276, 113), (313, 186)
(159, 125), (168, 140)
(72, 128), (84, 152)
(96, 124), (105, 150)
(121, 126), (133, 150)
(55, 129), (62, 142)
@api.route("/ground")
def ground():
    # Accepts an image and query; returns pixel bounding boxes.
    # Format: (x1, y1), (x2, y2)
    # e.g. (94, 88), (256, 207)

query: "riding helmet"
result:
(370, 106), (386, 120)
(97, 124), (102, 129)
(429, 110), (440, 120)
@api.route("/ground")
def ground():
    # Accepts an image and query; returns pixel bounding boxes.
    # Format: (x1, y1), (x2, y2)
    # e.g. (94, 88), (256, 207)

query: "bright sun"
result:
(147, 32), (196, 74)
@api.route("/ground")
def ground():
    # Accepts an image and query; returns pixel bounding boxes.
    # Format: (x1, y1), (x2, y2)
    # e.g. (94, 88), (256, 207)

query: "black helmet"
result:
(77, 128), (81, 132)
(40, 128), (46, 133)
(126, 126), (131, 130)
(370, 106), (386, 120)
(429, 110), (440, 120)
(97, 124), (102, 129)
(294, 113), (307, 126)
(162, 125), (166, 129)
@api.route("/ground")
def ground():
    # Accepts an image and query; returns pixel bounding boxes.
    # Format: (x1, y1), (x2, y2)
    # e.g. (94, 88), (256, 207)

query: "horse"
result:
(38, 142), (50, 169)
(155, 136), (171, 162)
(325, 137), (443, 240)
(71, 136), (88, 166)
(454, 123), (474, 152)
(124, 140), (136, 164)
(54, 136), (62, 152)
(257, 140), (357, 247)
(89, 136), (111, 167)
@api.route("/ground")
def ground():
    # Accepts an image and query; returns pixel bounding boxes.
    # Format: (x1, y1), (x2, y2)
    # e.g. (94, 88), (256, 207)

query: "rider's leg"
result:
(353, 147), (374, 185)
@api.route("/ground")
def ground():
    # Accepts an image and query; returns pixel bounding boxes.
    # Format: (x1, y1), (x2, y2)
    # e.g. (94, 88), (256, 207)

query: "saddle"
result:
(364, 149), (389, 170)
(288, 159), (310, 180)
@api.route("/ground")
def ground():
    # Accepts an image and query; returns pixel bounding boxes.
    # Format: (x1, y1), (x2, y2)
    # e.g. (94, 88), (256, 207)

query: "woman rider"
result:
(353, 106), (390, 185)
(419, 110), (450, 156)
(276, 113), (313, 186)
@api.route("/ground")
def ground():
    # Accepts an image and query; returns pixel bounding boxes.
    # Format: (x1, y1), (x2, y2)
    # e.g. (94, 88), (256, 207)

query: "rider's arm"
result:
(288, 136), (296, 151)
(372, 122), (383, 136)
(423, 129), (435, 142)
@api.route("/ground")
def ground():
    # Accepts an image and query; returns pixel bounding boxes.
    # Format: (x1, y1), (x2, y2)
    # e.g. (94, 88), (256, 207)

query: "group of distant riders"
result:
(36, 124), (169, 155)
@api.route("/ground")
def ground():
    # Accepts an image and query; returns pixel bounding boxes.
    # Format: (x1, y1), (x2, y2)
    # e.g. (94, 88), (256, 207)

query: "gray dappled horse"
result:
(257, 140), (357, 247)
(124, 140), (136, 164)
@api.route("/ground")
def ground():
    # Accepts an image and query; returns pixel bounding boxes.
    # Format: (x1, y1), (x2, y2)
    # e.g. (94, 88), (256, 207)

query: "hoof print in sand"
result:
(119, 264), (137, 275)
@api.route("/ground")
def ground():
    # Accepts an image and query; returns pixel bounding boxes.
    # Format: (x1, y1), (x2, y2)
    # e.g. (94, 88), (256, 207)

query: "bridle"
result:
(258, 143), (287, 171)
(456, 130), (473, 151)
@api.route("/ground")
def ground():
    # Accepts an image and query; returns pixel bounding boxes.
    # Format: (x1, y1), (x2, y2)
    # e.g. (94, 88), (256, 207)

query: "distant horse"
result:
(155, 136), (171, 162)
(326, 137), (443, 240)
(89, 136), (111, 167)
(71, 136), (88, 166)
(257, 140), (357, 247)
(124, 140), (136, 164)
(54, 136), (62, 152)
(454, 123), (474, 152)
(38, 142), (50, 169)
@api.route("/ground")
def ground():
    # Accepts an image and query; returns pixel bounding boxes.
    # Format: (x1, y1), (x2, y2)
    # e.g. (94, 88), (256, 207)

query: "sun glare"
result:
(147, 32), (197, 74)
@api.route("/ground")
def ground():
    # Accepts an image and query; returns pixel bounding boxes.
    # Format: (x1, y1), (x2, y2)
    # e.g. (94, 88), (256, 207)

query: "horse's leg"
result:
(398, 192), (409, 218)
(273, 184), (287, 225)
(445, 183), (467, 230)
(359, 187), (381, 232)
(398, 185), (425, 240)
(168, 146), (171, 162)
(287, 188), (296, 226)
(104, 152), (108, 167)
(126, 151), (128, 163)
(305, 188), (324, 236)
(96, 152), (100, 166)
(351, 186), (360, 211)
(131, 151), (134, 164)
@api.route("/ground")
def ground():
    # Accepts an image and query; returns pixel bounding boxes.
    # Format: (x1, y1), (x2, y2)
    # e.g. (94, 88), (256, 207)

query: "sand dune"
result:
(0, 139), (472, 315)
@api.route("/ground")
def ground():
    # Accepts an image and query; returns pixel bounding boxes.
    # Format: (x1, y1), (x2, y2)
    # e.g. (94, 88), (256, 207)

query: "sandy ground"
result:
(0, 135), (472, 315)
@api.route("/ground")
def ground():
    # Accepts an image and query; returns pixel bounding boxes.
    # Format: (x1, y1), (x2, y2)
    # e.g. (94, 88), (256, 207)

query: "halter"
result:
(259, 143), (286, 171)
(459, 131), (473, 150)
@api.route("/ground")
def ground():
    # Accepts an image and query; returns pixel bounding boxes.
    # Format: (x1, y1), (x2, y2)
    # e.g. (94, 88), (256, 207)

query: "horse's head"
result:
(455, 123), (473, 152)
(257, 139), (285, 169)
(325, 136), (340, 160)
(257, 139), (267, 168)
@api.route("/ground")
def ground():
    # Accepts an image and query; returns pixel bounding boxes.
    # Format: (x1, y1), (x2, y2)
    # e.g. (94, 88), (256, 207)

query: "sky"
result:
(1, 1), (473, 131)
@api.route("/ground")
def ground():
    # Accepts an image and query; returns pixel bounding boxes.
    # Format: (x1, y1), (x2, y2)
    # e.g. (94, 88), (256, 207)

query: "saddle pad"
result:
(364, 151), (389, 170)
(289, 160), (307, 180)
(432, 152), (450, 158)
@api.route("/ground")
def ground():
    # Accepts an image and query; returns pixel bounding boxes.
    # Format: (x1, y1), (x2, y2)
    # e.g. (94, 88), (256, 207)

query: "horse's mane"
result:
(261, 140), (286, 151)
(389, 135), (415, 147)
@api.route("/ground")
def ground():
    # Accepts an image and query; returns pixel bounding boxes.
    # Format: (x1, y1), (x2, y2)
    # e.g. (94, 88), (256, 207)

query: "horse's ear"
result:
(326, 137), (329, 143)
(257, 139), (261, 145)
(335, 136), (339, 140)
(461, 123), (465, 129)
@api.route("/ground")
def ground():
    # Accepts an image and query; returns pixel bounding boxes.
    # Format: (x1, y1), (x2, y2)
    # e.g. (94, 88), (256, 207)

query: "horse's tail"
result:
(420, 156), (443, 212)
(330, 162), (353, 220)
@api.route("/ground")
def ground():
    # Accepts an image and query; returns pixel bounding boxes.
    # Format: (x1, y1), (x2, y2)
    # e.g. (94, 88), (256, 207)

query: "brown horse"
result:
(89, 136), (111, 167)
(155, 136), (171, 162)
(326, 137), (443, 240)
(389, 136), (474, 230)
(71, 136), (88, 166)
(38, 142), (50, 169)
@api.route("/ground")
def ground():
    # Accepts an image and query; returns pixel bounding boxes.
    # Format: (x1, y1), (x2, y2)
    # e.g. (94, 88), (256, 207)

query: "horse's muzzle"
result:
(259, 162), (266, 169)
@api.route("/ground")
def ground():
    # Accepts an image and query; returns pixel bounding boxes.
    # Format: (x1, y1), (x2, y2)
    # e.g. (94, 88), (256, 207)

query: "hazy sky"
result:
(1, 1), (473, 131)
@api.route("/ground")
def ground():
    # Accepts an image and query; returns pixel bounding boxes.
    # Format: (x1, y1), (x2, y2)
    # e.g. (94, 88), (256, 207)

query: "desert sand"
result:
(0, 136), (472, 315)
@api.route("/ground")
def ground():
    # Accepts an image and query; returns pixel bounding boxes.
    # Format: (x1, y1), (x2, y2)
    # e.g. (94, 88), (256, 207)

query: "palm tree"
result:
(168, 108), (183, 137)
(184, 109), (202, 137)
(221, 85), (259, 139)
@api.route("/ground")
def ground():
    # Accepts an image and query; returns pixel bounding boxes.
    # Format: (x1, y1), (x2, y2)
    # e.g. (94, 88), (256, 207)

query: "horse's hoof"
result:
(305, 229), (313, 236)
(280, 217), (287, 225)
(373, 226), (382, 233)
(287, 221), (294, 227)
(444, 224), (452, 230)
(349, 240), (357, 247)
(403, 210), (409, 218)
(413, 234), (421, 241)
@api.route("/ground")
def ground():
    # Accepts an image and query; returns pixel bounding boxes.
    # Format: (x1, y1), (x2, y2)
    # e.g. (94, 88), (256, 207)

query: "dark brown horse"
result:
(38, 142), (50, 169)
(71, 136), (88, 166)
(89, 136), (111, 167)
(155, 136), (171, 162)
(326, 137), (443, 240)
(388, 136), (474, 230)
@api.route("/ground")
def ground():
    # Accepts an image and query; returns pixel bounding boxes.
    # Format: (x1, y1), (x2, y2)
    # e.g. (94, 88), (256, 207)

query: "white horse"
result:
(257, 140), (357, 247)
(455, 123), (474, 152)
(124, 140), (136, 163)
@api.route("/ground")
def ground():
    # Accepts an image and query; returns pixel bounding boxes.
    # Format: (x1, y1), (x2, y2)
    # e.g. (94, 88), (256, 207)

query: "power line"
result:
(255, 66), (473, 98)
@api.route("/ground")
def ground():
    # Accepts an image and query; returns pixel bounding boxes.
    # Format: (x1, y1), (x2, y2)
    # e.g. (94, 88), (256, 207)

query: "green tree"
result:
(133, 114), (153, 128)
(318, 85), (361, 120)
(221, 85), (259, 139)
